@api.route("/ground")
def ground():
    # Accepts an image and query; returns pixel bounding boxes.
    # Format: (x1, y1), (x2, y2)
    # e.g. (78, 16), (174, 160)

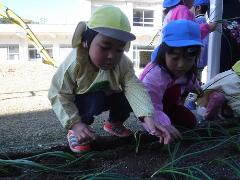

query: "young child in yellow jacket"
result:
(48, 5), (181, 153)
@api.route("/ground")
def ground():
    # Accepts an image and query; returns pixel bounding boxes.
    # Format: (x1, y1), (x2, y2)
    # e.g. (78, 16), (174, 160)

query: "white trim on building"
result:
(0, 24), (75, 63)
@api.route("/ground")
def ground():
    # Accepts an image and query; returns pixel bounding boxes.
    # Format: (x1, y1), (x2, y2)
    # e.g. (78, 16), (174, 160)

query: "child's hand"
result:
(204, 91), (225, 119)
(142, 117), (182, 144)
(71, 122), (97, 143)
(208, 22), (218, 32)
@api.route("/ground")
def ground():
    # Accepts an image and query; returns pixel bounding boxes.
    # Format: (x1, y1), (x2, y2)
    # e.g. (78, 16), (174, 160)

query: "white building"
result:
(0, 0), (163, 72)
(0, 24), (75, 63)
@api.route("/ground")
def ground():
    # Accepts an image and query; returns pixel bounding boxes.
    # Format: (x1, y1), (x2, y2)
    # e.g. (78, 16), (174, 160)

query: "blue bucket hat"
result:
(150, 46), (159, 62)
(194, 0), (209, 6)
(163, 0), (181, 8)
(150, 20), (202, 62)
(162, 20), (202, 47)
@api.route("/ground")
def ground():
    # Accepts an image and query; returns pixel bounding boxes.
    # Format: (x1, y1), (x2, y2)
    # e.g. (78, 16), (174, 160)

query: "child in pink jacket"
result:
(162, 0), (212, 39)
(140, 20), (202, 134)
(151, 0), (217, 62)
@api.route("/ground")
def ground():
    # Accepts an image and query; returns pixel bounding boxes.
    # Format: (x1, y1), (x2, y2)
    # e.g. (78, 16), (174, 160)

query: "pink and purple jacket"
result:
(139, 63), (201, 126)
(158, 5), (210, 44)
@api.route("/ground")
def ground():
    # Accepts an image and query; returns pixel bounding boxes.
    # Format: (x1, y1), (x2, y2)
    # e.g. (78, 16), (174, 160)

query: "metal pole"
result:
(207, 0), (223, 80)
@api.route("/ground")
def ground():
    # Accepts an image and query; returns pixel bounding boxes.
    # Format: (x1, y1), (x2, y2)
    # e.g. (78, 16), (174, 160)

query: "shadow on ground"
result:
(0, 110), (152, 158)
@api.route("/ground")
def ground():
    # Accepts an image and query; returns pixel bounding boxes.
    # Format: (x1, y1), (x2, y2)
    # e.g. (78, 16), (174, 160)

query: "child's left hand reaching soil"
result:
(142, 117), (182, 144)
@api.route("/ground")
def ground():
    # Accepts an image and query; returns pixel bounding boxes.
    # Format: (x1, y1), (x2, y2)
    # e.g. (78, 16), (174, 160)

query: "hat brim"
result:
(163, 0), (181, 8)
(92, 27), (136, 42)
(194, 3), (209, 6)
(165, 40), (203, 47)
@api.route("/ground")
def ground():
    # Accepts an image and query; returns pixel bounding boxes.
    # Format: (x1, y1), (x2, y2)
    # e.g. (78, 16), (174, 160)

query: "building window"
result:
(133, 45), (154, 68)
(133, 9), (154, 27)
(28, 45), (41, 60)
(43, 44), (53, 58)
(28, 44), (53, 61)
(29, 49), (41, 59)
(59, 44), (72, 62)
(60, 44), (71, 48)
(0, 44), (19, 60)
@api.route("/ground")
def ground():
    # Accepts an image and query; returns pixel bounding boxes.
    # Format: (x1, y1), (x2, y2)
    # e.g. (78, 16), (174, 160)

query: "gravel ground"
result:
(0, 61), (65, 155)
(0, 61), (142, 156)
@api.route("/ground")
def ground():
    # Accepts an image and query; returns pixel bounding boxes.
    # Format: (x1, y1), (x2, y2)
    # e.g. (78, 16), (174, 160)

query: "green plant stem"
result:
(151, 135), (237, 177)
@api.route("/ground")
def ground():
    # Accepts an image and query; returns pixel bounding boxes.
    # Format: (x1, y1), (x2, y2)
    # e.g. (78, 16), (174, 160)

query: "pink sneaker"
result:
(103, 122), (132, 137)
(67, 130), (91, 153)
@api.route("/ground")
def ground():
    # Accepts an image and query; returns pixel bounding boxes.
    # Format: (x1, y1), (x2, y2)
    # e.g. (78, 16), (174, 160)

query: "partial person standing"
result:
(194, 0), (210, 82)
(151, 0), (217, 62)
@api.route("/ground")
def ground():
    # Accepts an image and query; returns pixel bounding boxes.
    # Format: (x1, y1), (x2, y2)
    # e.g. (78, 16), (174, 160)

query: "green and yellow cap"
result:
(87, 5), (136, 42)
(232, 60), (240, 75)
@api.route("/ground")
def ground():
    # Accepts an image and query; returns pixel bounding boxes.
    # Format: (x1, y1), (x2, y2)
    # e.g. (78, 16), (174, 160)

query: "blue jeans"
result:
(74, 91), (132, 125)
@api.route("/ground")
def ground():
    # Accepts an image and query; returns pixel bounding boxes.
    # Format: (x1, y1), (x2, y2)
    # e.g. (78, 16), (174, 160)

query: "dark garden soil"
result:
(1, 123), (240, 180)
